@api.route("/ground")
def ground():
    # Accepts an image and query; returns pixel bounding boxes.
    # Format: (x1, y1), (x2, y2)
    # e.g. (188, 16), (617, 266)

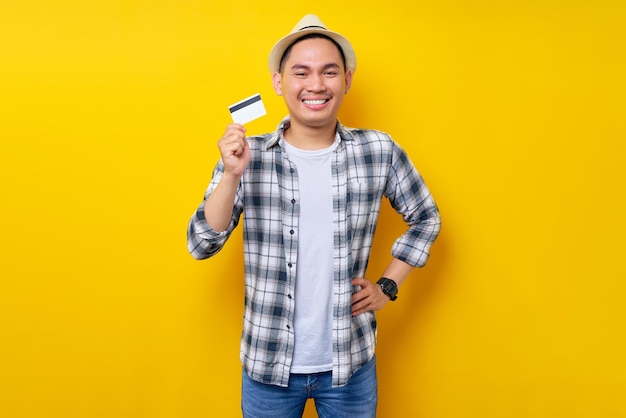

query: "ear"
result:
(344, 70), (353, 94)
(272, 72), (282, 96)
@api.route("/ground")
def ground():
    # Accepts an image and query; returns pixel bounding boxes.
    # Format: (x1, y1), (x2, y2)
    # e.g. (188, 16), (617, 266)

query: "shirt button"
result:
(288, 294), (293, 299)
(288, 263), (293, 268)
(289, 230), (294, 234)
(291, 199), (296, 204)
(286, 325), (291, 330)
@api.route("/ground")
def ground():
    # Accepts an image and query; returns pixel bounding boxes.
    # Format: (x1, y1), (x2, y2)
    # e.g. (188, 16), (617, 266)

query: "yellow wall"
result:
(1, 1), (625, 417)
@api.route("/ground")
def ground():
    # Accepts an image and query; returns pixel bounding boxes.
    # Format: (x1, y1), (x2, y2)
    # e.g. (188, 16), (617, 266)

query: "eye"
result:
(294, 72), (307, 78)
(324, 71), (338, 77)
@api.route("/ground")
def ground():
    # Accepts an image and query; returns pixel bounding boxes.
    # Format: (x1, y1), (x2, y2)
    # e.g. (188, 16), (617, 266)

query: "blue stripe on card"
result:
(229, 94), (262, 113)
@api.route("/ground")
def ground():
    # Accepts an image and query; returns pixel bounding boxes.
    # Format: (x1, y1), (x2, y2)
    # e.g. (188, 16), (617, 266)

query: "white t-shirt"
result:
(284, 139), (337, 374)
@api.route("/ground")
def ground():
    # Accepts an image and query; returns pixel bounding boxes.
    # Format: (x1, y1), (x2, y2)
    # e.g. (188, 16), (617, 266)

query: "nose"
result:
(307, 73), (326, 92)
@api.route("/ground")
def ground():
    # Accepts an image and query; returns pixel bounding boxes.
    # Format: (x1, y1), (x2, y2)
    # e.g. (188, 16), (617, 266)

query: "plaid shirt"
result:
(188, 118), (441, 387)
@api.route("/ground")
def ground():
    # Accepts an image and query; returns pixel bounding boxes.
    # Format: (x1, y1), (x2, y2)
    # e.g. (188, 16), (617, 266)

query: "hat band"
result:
(298, 25), (327, 32)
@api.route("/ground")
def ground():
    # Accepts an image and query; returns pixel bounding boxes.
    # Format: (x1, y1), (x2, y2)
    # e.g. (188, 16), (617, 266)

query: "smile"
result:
(303, 99), (328, 105)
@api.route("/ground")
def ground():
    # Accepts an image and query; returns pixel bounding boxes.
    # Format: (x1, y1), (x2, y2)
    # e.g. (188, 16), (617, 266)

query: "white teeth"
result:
(304, 99), (326, 105)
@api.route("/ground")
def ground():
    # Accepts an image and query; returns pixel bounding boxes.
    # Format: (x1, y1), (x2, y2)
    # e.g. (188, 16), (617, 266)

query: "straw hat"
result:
(268, 14), (356, 74)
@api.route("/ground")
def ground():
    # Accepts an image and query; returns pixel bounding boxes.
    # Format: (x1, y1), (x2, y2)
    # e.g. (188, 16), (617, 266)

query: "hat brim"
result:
(268, 28), (356, 74)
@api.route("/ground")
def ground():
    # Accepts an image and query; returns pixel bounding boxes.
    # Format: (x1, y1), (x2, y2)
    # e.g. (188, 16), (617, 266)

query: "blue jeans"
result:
(241, 356), (378, 418)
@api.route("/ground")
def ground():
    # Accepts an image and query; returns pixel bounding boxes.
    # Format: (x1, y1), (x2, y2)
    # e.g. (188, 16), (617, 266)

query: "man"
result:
(187, 14), (441, 418)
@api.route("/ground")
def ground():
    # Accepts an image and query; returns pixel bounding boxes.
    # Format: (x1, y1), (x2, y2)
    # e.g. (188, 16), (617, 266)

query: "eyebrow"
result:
(289, 63), (341, 72)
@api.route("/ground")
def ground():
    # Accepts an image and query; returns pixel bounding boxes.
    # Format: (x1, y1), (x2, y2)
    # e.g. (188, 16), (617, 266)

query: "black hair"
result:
(278, 33), (347, 73)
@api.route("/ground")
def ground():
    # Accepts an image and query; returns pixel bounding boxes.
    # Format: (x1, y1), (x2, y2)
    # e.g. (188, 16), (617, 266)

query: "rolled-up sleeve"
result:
(386, 143), (441, 267)
(187, 160), (243, 260)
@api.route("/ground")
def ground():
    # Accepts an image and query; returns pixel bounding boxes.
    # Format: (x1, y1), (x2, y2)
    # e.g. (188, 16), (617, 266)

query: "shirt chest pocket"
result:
(347, 181), (384, 230)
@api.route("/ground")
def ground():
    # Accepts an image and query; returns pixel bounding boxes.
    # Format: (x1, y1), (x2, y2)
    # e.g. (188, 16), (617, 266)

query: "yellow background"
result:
(1, 0), (625, 417)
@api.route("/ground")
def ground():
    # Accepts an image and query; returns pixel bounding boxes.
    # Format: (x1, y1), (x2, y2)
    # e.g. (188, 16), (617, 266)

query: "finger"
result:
(229, 122), (246, 131)
(220, 136), (247, 156)
(352, 290), (373, 310)
(220, 131), (246, 147)
(351, 286), (370, 306)
(351, 277), (367, 287)
(219, 125), (246, 145)
(353, 288), (388, 316)
(225, 123), (247, 135)
(352, 298), (373, 316)
(352, 302), (367, 316)
(228, 144), (244, 157)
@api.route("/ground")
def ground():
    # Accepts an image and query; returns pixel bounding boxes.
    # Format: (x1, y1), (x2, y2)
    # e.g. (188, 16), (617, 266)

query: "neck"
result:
(284, 121), (337, 150)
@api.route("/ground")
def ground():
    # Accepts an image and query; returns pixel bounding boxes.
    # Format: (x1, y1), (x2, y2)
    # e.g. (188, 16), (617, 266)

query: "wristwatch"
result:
(377, 277), (398, 301)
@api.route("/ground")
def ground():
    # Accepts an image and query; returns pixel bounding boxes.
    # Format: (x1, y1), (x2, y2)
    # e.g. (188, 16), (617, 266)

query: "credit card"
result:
(228, 93), (267, 124)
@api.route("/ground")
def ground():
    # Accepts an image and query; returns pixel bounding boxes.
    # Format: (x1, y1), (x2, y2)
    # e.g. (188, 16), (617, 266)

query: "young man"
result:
(187, 14), (441, 418)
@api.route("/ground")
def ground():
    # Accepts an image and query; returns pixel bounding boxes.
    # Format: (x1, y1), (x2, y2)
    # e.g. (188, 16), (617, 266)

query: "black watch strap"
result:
(377, 277), (398, 301)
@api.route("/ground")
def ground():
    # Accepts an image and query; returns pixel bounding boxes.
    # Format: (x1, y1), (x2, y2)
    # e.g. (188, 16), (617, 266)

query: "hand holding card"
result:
(229, 93), (267, 125)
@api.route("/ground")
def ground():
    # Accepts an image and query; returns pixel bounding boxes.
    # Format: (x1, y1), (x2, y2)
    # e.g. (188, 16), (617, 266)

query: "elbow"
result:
(187, 241), (215, 261)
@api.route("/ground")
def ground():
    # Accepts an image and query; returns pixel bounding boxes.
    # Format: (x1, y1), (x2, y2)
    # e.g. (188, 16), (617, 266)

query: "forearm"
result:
(380, 257), (415, 287)
(203, 173), (241, 232)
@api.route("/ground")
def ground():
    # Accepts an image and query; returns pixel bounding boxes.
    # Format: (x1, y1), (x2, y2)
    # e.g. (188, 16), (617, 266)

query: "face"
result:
(272, 37), (352, 131)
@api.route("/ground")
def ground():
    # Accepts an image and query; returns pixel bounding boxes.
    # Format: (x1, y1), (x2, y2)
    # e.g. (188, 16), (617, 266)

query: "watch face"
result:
(378, 278), (398, 301)
(381, 279), (397, 295)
